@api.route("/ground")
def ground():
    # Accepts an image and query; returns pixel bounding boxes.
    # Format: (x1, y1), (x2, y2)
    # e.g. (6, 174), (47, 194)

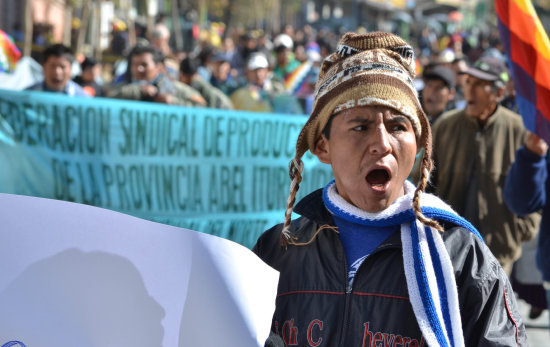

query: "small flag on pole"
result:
(0, 29), (21, 73)
(496, 0), (550, 144)
(284, 61), (313, 94)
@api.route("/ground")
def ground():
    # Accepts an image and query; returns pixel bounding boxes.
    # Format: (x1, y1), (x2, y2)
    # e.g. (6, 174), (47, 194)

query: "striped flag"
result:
(284, 61), (313, 95)
(0, 30), (21, 73)
(496, 0), (550, 144)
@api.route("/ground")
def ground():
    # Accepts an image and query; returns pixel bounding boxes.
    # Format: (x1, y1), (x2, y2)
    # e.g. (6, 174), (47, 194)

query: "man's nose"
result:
(369, 125), (391, 155)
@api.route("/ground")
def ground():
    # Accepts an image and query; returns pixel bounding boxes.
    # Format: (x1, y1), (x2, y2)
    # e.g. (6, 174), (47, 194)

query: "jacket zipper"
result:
(336, 242), (400, 346)
(337, 250), (352, 346)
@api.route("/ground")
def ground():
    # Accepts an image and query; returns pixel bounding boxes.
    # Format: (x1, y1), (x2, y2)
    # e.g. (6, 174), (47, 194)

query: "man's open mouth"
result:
(366, 169), (391, 188)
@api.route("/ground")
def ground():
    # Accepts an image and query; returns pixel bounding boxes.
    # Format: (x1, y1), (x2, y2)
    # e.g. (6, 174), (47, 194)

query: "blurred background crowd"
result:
(1, 0), (549, 115)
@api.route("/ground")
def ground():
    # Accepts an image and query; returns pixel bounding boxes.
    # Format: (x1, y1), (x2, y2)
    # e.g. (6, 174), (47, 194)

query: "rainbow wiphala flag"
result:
(0, 29), (21, 73)
(496, 0), (550, 144)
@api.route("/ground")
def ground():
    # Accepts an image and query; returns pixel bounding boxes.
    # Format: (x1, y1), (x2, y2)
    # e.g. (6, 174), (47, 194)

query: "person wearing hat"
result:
(272, 33), (301, 87)
(421, 65), (456, 123)
(109, 19), (129, 56)
(255, 32), (525, 347)
(424, 55), (541, 275)
(229, 52), (289, 113)
(437, 48), (456, 69)
(208, 51), (242, 96)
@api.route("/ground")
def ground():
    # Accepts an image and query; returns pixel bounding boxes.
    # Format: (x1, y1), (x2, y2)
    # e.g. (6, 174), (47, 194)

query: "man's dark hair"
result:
(197, 45), (216, 65)
(128, 44), (164, 65)
(122, 44), (164, 83)
(81, 56), (98, 70)
(179, 56), (200, 75)
(322, 114), (336, 140)
(42, 44), (74, 64)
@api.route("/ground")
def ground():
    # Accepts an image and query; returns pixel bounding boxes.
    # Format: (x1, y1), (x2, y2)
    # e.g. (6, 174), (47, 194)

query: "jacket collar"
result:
(294, 188), (333, 225)
(293, 188), (402, 248)
(463, 104), (504, 129)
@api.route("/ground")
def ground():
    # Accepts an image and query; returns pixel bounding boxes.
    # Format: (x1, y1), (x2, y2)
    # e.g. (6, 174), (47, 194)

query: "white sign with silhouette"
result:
(0, 193), (279, 347)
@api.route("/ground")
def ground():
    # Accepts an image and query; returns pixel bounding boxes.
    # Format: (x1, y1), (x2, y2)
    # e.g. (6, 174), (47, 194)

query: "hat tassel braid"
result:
(412, 127), (443, 232)
(281, 158), (304, 246)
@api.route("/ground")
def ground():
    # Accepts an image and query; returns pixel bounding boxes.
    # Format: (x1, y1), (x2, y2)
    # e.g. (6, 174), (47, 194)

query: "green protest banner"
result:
(0, 89), (333, 248)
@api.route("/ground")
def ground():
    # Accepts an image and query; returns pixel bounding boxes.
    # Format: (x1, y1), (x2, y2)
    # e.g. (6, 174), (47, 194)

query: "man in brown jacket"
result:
(107, 44), (206, 106)
(425, 56), (540, 274)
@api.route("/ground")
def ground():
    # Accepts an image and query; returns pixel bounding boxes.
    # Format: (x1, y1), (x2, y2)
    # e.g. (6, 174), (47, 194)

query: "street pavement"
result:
(517, 297), (549, 346)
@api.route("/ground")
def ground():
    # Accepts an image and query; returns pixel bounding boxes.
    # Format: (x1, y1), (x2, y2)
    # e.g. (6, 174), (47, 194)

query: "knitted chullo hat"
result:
(281, 31), (439, 245)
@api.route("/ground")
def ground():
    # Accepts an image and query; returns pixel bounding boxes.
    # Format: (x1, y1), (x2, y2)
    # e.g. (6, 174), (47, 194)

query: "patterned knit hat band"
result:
(300, 79), (423, 156)
(294, 32), (428, 160)
(317, 45), (417, 96)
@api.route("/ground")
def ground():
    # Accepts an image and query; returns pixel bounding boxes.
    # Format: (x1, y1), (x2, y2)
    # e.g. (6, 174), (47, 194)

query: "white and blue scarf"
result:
(323, 180), (482, 347)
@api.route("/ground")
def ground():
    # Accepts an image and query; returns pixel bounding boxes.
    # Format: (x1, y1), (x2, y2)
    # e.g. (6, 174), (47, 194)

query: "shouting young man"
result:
(254, 32), (526, 347)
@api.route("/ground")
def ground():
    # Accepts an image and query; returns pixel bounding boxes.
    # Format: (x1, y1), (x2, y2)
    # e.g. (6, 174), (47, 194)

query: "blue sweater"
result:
(331, 213), (397, 286)
(503, 145), (550, 282)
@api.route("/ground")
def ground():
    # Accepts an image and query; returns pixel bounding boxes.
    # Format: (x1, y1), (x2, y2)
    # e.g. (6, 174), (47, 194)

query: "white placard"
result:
(0, 193), (278, 347)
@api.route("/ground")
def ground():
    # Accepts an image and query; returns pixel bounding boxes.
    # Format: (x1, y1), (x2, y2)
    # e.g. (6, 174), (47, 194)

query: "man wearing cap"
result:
(209, 51), (242, 96)
(427, 56), (540, 275)
(229, 52), (288, 113)
(272, 34), (301, 85)
(421, 65), (456, 123)
(255, 32), (525, 347)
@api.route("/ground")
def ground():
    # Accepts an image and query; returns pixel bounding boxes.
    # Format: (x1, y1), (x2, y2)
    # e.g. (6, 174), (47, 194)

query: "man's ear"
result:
(313, 135), (331, 164)
(495, 85), (507, 102)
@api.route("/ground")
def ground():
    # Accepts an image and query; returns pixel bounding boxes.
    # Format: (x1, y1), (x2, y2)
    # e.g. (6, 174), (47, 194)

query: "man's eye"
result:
(352, 125), (367, 131)
(390, 124), (407, 132)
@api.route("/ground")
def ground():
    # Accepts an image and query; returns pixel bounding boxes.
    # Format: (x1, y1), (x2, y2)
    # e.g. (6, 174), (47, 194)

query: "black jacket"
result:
(253, 189), (527, 346)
